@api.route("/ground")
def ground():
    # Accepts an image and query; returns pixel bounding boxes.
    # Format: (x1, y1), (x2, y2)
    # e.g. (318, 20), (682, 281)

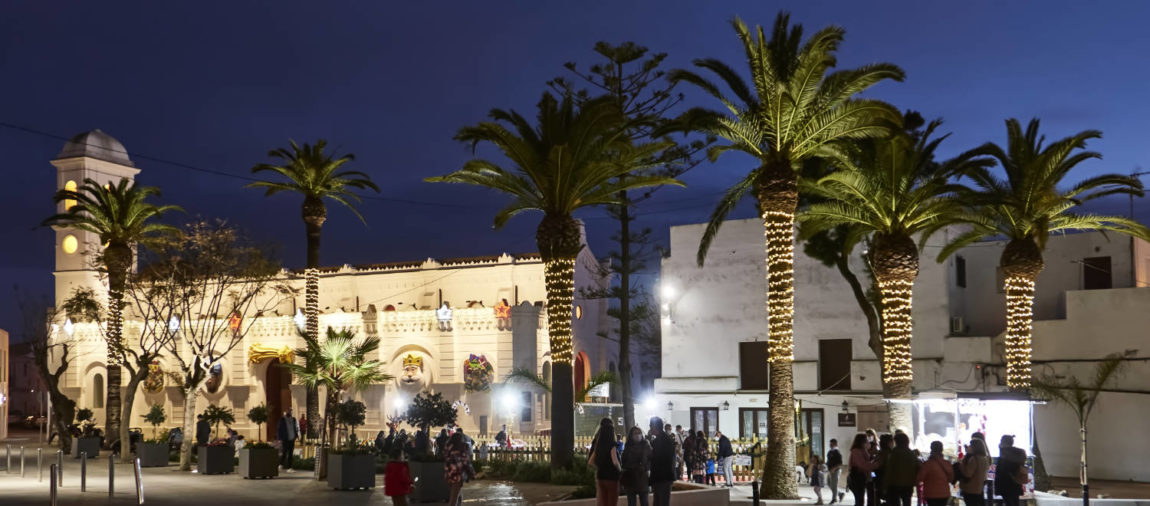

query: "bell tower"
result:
(50, 130), (140, 306)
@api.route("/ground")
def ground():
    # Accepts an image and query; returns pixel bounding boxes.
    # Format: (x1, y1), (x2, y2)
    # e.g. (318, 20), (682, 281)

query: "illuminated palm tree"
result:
(800, 118), (990, 425)
(427, 92), (678, 468)
(940, 118), (1150, 391)
(247, 140), (379, 438)
(667, 12), (903, 497)
(42, 178), (180, 446)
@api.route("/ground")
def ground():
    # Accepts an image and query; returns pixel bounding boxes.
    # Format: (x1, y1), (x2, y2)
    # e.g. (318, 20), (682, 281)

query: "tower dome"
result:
(54, 129), (134, 166)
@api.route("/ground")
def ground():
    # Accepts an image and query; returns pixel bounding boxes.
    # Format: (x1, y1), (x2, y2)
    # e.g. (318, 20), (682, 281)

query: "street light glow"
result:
(660, 283), (675, 300)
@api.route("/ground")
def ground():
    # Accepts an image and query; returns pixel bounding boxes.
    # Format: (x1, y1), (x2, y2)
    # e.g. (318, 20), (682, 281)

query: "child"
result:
(706, 456), (717, 486)
(810, 455), (827, 505)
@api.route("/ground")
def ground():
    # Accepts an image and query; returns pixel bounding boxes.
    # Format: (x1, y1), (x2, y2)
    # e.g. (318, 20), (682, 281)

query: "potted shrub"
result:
(327, 400), (375, 490)
(197, 405), (236, 475)
(138, 404), (169, 467)
(239, 403), (278, 479)
(71, 408), (101, 459)
(404, 391), (456, 503)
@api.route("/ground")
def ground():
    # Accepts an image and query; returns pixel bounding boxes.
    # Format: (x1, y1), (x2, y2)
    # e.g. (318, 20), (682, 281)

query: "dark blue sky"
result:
(3, 1), (1149, 336)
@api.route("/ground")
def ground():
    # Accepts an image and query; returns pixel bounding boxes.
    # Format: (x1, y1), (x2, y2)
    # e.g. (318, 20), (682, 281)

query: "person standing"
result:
(690, 430), (708, 484)
(848, 433), (879, 506)
(681, 431), (695, 482)
(384, 440), (414, 506)
(277, 408), (300, 472)
(884, 433), (921, 506)
(444, 431), (474, 506)
(716, 430), (735, 487)
(995, 435), (1028, 506)
(648, 418), (675, 506)
(669, 424), (684, 480)
(958, 438), (991, 506)
(874, 433), (894, 506)
(917, 441), (954, 506)
(621, 426), (652, 506)
(589, 418), (622, 506)
(827, 438), (844, 504)
(195, 414), (211, 447)
(495, 424), (508, 449)
(810, 455), (828, 505)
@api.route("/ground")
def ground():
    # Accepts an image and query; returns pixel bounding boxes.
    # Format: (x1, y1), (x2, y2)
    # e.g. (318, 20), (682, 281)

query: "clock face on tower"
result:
(62, 234), (78, 254)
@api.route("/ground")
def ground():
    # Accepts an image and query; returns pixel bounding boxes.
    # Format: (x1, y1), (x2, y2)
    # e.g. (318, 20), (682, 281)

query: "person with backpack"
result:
(958, 438), (992, 506)
(917, 441), (954, 506)
(883, 433), (921, 506)
(995, 435), (1028, 506)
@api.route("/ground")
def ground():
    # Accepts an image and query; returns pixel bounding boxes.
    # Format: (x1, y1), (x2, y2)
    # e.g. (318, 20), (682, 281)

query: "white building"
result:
(47, 130), (617, 441)
(654, 217), (1150, 482)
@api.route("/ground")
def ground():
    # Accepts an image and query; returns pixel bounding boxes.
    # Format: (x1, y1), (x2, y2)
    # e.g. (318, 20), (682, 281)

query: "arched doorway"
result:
(573, 352), (590, 401)
(265, 359), (292, 440)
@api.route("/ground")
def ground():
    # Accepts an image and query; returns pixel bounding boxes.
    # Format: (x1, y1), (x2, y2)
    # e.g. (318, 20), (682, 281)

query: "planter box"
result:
(537, 483), (729, 506)
(239, 447), (279, 479)
(72, 437), (100, 459)
(138, 442), (169, 467)
(327, 453), (376, 490)
(409, 460), (449, 503)
(197, 445), (235, 475)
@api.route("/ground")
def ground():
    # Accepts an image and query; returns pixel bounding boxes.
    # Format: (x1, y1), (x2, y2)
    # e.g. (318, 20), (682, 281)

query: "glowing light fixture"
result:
(61, 235), (78, 254)
(168, 316), (180, 333)
(293, 309), (306, 332)
(63, 318), (75, 337)
(1004, 276), (1035, 390)
(660, 283), (676, 300)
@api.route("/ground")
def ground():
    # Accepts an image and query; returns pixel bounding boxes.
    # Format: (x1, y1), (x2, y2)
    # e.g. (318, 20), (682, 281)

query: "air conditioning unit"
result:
(950, 316), (965, 335)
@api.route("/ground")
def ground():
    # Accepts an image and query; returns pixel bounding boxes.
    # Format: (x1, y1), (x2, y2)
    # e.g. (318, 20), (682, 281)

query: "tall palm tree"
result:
(427, 92), (678, 468)
(285, 328), (390, 449)
(247, 139), (379, 439)
(940, 118), (1149, 391)
(666, 13), (903, 497)
(43, 178), (181, 446)
(800, 119), (990, 429)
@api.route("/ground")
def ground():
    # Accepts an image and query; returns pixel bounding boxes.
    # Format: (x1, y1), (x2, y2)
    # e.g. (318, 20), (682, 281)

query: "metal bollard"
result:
(81, 451), (87, 491)
(38, 448), (43, 482)
(134, 457), (144, 504)
(50, 464), (59, 506)
(21, 446), (25, 477)
(109, 453), (115, 497)
(57, 449), (63, 485)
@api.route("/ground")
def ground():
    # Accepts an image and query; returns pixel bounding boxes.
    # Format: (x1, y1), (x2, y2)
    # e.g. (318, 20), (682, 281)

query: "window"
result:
(739, 341), (769, 390)
(63, 180), (77, 209)
(521, 391), (533, 422)
(93, 373), (105, 408)
(690, 407), (719, 437)
(1083, 256), (1112, 290)
(798, 408), (825, 465)
(740, 408), (769, 439)
(818, 339), (852, 391)
(955, 256), (967, 288)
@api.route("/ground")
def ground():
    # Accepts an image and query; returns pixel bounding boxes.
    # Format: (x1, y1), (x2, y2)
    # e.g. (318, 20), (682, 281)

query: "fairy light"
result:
(544, 258), (575, 365)
(305, 267), (319, 341)
(1004, 275), (1035, 390)
(878, 278), (914, 383)
(763, 211), (795, 363)
(106, 288), (125, 366)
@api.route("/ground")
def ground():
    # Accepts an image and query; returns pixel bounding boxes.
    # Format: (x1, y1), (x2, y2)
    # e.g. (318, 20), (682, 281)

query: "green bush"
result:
(291, 457), (316, 471)
(552, 458), (594, 486)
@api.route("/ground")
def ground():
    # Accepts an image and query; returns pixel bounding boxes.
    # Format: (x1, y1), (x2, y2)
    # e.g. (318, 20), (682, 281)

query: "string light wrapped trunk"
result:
(1000, 237), (1043, 392)
(536, 214), (582, 470)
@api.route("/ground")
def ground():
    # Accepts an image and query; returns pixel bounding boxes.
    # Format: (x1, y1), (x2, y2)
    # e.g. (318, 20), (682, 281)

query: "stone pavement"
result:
(0, 441), (572, 505)
(727, 482), (825, 505)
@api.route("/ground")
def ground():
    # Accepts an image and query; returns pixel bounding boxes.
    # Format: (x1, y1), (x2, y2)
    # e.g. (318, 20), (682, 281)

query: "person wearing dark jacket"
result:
(995, 435), (1028, 506)
(883, 433), (921, 506)
(621, 426), (651, 506)
(716, 430), (735, 487)
(276, 408), (300, 471)
(195, 414), (211, 446)
(827, 438), (844, 504)
(647, 418), (675, 506)
(590, 418), (622, 506)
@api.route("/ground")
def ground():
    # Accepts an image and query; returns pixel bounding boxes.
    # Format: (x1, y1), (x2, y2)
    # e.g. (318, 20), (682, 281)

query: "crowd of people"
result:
(830, 429), (1029, 506)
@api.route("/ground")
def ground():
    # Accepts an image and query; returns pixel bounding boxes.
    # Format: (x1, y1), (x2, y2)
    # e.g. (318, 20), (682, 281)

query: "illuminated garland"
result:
(305, 268), (319, 341)
(1004, 275), (1035, 390)
(544, 258), (575, 365)
(878, 278), (914, 383)
(763, 211), (795, 363)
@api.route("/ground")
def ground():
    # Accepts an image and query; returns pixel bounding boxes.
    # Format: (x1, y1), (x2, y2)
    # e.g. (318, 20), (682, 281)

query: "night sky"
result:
(3, 1), (1149, 338)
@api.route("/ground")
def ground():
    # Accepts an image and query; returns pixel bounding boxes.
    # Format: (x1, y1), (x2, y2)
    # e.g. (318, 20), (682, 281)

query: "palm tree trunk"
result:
(1032, 429), (1051, 491)
(756, 164), (799, 499)
(1080, 423), (1089, 506)
(304, 217), (323, 440)
(104, 286), (124, 451)
(537, 214), (583, 469)
(1000, 238), (1043, 392)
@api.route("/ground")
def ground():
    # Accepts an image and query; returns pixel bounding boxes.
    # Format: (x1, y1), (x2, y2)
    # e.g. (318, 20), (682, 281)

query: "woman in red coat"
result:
(385, 446), (414, 506)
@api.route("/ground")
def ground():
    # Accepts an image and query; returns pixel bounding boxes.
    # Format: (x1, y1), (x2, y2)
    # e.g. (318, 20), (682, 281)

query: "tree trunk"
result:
(1032, 429), (1051, 492)
(618, 190), (635, 432)
(303, 198), (326, 441)
(178, 388), (199, 471)
(1000, 238), (1043, 392)
(870, 233), (919, 412)
(119, 367), (145, 463)
(756, 163), (799, 499)
(1080, 423), (1088, 506)
(536, 213), (583, 469)
(103, 244), (132, 449)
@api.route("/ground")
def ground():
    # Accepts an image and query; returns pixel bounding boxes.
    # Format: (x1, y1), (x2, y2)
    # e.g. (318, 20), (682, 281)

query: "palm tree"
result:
(799, 118), (990, 430)
(42, 178), (180, 447)
(666, 13), (903, 497)
(1033, 352), (1131, 506)
(285, 328), (390, 463)
(247, 139), (379, 439)
(426, 92), (678, 468)
(940, 118), (1150, 391)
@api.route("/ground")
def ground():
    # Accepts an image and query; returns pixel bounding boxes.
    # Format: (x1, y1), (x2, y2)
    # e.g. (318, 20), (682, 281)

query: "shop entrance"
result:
(265, 358), (292, 440)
